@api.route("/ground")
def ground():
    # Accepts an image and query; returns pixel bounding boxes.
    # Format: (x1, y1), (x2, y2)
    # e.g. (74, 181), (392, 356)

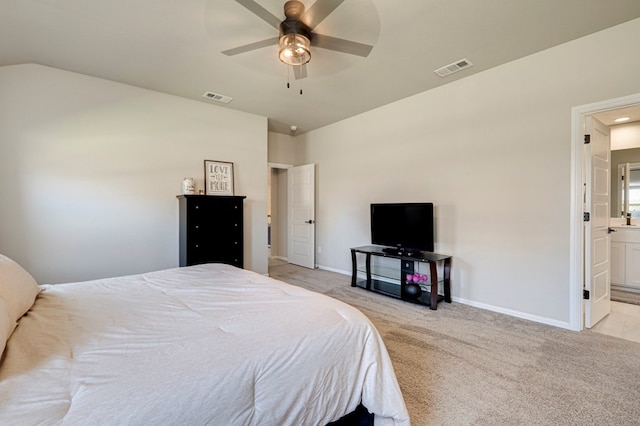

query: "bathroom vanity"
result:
(610, 223), (640, 292)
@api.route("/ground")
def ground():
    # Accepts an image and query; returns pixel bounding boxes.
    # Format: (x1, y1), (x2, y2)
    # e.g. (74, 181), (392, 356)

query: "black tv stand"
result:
(381, 247), (422, 257)
(350, 245), (452, 310)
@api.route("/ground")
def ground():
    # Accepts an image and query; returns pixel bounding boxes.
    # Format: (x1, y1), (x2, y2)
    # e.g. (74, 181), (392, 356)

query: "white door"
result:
(288, 164), (315, 269)
(584, 116), (611, 328)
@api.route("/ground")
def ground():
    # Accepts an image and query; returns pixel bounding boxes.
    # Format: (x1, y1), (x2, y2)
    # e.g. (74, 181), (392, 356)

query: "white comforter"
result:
(0, 264), (409, 425)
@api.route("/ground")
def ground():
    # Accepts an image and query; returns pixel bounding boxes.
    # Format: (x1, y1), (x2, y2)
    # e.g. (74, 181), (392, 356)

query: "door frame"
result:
(268, 162), (292, 263)
(570, 92), (640, 331)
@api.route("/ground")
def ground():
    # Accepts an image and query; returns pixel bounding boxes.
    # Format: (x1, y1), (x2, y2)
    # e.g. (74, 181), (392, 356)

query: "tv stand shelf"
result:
(350, 245), (452, 310)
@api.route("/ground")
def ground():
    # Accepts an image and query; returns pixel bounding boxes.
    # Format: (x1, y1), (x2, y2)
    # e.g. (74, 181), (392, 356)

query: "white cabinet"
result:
(611, 242), (626, 285)
(610, 227), (640, 291)
(626, 243), (640, 289)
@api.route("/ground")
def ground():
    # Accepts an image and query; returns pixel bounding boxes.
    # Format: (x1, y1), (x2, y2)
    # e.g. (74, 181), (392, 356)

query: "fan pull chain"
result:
(286, 65), (290, 88)
(284, 65), (302, 95)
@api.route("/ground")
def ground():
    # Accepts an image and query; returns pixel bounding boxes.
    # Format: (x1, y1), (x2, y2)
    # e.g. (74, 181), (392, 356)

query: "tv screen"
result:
(370, 203), (434, 253)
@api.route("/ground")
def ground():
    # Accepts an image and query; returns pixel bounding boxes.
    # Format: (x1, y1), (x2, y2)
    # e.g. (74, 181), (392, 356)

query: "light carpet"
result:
(269, 263), (640, 426)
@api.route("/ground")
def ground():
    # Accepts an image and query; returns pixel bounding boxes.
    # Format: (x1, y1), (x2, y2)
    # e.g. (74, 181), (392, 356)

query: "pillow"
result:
(1, 298), (16, 357)
(0, 254), (41, 328)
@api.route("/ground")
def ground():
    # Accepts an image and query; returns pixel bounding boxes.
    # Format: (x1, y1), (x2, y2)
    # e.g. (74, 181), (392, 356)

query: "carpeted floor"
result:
(611, 288), (640, 305)
(269, 263), (640, 426)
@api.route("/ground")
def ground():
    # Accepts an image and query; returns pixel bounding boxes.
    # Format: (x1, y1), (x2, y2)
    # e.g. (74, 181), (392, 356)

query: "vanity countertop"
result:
(610, 217), (640, 229)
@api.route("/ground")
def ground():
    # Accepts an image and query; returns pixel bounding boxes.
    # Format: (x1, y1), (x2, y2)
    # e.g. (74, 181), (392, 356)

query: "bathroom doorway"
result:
(571, 93), (640, 332)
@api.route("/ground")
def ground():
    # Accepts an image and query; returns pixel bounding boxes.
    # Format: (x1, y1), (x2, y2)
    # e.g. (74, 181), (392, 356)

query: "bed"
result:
(0, 255), (410, 425)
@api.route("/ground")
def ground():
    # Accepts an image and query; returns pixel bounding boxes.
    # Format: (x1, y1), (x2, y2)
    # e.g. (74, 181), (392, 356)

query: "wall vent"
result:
(434, 58), (473, 77)
(203, 91), (233, 103)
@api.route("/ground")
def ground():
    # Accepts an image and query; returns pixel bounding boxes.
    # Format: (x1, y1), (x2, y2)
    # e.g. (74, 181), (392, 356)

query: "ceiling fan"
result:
(222, 0), (374, 79)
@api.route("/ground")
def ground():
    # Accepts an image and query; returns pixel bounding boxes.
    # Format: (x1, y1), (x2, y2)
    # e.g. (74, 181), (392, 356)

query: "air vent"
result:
(434, 58), (473, 77)
(203, 91), (233, 103)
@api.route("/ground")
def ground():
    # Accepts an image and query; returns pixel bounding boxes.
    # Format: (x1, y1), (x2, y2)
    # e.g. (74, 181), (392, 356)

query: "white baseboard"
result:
(316, 264), (350, 275)
(315, 264), (573, 330)
(452, 297), (573, 330)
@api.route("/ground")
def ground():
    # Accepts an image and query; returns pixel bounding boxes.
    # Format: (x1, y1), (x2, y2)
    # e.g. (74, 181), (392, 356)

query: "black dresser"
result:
(177, 195), (246, 268)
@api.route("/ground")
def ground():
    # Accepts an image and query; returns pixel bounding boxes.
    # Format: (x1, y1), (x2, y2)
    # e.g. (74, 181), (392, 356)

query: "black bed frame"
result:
(327, 403), (374, 426)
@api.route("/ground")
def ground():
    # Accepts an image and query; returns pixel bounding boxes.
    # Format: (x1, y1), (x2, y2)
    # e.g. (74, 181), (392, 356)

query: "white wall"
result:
(296, 18), (640, 327)
(0, 64), (268, 284)
(268, 132), (298, 165)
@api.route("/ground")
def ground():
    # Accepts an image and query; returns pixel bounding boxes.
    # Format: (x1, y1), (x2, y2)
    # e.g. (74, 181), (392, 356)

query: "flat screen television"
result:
(370, 203), (434, 253)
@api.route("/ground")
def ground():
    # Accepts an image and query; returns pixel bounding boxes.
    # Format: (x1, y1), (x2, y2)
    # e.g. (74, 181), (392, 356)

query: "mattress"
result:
(0, 263), (409, 425)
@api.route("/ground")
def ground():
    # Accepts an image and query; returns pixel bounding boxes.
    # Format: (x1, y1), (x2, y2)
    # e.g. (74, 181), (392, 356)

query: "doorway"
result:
(570, 93), (640, 332)
(268, 163), (292, 270)
(602, 119), (640, 305)
(267, 163), (317, 271)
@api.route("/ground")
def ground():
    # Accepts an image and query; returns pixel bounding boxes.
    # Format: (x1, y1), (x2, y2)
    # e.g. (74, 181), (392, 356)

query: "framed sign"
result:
(204, 160), (234, 195)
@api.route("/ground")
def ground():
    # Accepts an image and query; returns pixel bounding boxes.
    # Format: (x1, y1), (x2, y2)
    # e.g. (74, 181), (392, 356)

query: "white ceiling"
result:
(2, 0), (640, 135)
(593, 105), (640, 127)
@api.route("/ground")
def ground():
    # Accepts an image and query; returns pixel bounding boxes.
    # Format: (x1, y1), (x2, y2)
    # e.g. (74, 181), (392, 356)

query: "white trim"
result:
(316, 264), (349, 275)
(453, 297), (573, 330)
(269, 255), (288, 262)
(268, 162), (293, 169)
(570, 92), (640, 332)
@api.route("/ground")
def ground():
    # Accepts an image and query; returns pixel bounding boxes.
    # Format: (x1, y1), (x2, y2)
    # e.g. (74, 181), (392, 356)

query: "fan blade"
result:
(222, 37), (279, 56)
(312, 34), (373, 57)
(293, 64), (308, 80)
(302, 0), (344, 29)
(235, 0), (281, 29)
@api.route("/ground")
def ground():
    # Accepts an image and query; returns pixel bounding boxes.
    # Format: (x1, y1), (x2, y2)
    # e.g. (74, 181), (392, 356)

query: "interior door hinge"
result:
(584, 212), (590, 222)
(584, 134), (591, 144)
(583, 289), (590, 300)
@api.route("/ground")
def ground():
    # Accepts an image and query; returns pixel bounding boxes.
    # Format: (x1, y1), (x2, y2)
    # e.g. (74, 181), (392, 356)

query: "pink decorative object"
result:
(406, 273), (429, 284)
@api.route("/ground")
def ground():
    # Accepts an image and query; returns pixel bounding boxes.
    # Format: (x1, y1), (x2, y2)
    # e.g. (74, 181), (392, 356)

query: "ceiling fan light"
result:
(279, 33), (311, 66)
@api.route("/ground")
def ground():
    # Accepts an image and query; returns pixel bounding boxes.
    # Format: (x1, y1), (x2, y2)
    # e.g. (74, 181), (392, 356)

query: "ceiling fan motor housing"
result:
(279, 19), (312, 41)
